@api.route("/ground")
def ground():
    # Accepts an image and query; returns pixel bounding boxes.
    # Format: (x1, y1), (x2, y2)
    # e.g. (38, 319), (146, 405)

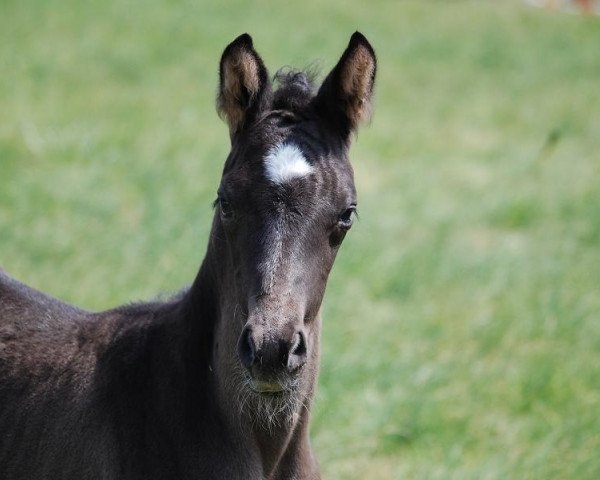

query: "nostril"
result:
(238, 327), (256, 369)
(287, 331), (307, 372)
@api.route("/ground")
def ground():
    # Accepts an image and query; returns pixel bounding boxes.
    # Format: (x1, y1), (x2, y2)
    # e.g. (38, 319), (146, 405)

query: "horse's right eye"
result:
(220, 198), (233, 220)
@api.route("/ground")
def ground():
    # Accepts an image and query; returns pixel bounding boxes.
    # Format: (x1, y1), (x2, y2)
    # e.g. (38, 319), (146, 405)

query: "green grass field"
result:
(1, 0), (599, 478)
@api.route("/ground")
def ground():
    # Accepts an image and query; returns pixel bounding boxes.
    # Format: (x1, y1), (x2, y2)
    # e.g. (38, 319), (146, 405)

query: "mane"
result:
(272, 67), (319, 113)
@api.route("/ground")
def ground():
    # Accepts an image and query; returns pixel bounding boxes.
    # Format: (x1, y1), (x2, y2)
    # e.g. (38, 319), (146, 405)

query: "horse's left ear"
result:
(314, 32), (377, 138)
(217, 33), (271, 138)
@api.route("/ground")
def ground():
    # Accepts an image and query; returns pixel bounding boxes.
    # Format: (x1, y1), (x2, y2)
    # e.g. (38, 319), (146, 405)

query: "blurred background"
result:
(1, 0), (598, 478)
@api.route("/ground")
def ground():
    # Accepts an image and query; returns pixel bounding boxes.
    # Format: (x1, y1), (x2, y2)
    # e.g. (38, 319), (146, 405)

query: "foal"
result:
(0, 32), (376, 479)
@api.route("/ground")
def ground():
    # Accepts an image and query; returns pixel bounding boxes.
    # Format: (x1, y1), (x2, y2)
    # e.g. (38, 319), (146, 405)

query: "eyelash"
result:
(338, 205), (357, 229)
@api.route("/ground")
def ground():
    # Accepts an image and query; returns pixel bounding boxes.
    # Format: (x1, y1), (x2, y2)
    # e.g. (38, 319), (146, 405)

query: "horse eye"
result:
(220, 198), (233, 220)
(338, 206), (357, 229)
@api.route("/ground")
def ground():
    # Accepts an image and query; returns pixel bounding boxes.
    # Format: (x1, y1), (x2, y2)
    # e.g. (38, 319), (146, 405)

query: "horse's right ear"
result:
(217, 34), (271, 138)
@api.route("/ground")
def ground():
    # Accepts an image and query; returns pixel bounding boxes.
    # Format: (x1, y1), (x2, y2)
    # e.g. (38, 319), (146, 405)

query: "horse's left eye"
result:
(338, 206), (357, 229)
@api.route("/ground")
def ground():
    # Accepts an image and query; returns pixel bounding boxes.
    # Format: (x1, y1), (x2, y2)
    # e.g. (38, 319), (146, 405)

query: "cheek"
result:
(300, 250), (336, 308)
(328, 228), (348, 248)
(219, 224), (255, 289)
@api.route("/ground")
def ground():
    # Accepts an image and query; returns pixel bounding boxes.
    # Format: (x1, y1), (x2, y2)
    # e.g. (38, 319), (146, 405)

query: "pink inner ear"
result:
(340, 45), (376, 125)
(219, 51), (262, 130)
(226, 51), (260, 99)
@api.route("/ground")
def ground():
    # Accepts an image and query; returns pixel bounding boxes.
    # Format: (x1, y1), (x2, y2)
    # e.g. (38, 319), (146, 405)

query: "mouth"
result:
(248, 379), (296, 395)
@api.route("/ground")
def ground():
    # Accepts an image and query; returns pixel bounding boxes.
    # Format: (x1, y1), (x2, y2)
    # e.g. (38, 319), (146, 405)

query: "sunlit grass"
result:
(1, 1), (599, 478)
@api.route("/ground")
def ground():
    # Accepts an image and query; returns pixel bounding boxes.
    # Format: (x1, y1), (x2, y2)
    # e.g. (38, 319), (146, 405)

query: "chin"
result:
(237, 375), (305, 431)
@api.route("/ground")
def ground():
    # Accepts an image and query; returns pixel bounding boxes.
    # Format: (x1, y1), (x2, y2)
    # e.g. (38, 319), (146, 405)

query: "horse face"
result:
(217, 124), (355, 393)
(214, 33), (376, 399)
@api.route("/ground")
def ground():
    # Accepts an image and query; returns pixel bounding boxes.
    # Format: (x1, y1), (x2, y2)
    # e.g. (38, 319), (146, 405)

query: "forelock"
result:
(272, 68), (318, 113)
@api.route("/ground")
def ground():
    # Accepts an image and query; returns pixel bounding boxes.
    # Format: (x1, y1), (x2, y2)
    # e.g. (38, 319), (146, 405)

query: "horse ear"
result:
(217, 34), (271, 137)
(314, 32), (377, 138)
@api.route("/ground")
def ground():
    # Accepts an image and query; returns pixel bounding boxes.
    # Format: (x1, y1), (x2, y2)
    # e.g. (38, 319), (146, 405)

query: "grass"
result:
(1, 0), (599, 478)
